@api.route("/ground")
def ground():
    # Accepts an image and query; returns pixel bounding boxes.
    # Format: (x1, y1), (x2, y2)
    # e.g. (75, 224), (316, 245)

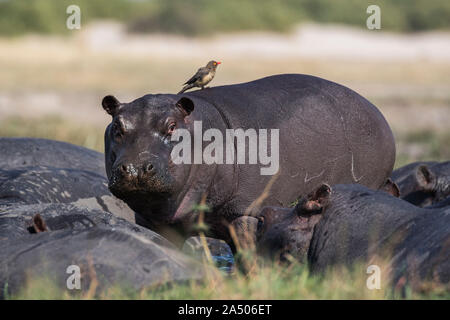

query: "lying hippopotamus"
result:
(256, 183), (450, 289)
(0, 227), (205, 298)
(391, 161), (450, 207)
(0, 137), (106, 176)
(101, 74), (395, 249)
(0, 197), (142, 242)
(0, 166), (110, 206)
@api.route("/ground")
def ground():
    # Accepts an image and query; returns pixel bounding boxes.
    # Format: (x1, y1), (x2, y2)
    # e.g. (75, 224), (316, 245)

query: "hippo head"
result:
(427, 162), (450, 203)
(256, 184), (331, 262)
(403, 163), (450, 206)
(102, 94), (195, 224)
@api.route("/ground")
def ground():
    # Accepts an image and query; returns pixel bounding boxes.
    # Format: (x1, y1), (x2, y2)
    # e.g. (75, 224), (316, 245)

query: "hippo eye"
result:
(167, 122), (176, 135)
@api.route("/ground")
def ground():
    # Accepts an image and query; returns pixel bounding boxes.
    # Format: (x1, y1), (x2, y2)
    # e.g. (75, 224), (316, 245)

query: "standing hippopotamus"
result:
(391, 161), (450, 207)
(102, 74), (395, 249)
(256, 184), (450, 289)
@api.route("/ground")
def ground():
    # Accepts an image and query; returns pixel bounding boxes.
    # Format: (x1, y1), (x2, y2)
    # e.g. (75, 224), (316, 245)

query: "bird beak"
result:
(217, 61), (221, 65)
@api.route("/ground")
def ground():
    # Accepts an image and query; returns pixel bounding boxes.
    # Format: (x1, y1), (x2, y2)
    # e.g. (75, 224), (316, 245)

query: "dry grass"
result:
(8, 251), (449, 300)
(0, 115), (105, 152)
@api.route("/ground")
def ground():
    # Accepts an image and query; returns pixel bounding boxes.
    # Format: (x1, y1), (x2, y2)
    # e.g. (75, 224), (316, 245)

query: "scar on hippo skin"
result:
(28, 214), (48, 233)
(379, 178), (400, 198)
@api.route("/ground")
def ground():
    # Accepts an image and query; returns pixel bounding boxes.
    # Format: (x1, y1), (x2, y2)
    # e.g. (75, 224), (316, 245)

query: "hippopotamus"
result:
(0, 227), (205, 298)
(392, 161), (450, 207)
(256, 183), (450, 289)
(0, 137), (105, 176)
(0, 197), (144, 242)
(102, 74), (396, 249)
(0, 166), (110, 206)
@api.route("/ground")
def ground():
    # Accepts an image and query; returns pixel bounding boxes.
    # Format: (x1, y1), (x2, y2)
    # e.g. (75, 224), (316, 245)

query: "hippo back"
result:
(0, 166), (110, 206)
(0, 227), (205, 298)
(308, 184), (449, 287)
(0, 138), (105, 176)
(186, 74), (395, 211)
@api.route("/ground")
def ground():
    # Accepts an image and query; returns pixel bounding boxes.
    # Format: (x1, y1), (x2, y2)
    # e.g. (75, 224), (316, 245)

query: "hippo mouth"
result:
(111, 186), (177, 221)
(108, 177), (174, 207)
(108, 171), (177, 215)
(108, 166), (177, 196)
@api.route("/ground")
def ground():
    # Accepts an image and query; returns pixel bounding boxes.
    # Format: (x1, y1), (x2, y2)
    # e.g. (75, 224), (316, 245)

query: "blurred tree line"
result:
(0, 0), (449, 36)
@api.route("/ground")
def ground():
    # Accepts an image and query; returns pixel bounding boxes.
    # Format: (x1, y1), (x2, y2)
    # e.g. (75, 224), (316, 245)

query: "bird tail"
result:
(177, 84), (195, 95)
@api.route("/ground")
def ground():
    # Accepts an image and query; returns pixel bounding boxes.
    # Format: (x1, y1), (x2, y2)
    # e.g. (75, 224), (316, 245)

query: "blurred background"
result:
(0, 0), (449, 167)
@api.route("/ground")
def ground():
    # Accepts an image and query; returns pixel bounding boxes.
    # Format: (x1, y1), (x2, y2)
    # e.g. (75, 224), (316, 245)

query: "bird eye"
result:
(168, 122), (176, 134)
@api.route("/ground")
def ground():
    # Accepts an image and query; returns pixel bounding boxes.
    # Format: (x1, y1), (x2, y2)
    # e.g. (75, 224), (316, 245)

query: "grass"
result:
(0, 115), (105, 152)
(1, 51), (449, 92)
(7, 252), (449, 300)
(394, 130), (450, 168)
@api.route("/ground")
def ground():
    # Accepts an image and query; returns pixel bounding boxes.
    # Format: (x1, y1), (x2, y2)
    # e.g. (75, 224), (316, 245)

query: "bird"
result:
(178, 60), (221, 94)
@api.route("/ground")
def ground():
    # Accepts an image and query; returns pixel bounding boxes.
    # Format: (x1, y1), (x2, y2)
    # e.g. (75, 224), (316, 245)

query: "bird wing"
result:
(183, 67), (209, 85)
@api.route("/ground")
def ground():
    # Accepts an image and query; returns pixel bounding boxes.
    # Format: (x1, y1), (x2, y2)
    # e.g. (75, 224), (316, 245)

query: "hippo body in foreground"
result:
(102, 74), (395, 248)
(0, 166), (110, 206)
(0, 198), (146, 242)
(257, 184), (450, 289)
(0, 227), (204, 298)
(0, 138), (106, 176)
(391, 161), (450, 207)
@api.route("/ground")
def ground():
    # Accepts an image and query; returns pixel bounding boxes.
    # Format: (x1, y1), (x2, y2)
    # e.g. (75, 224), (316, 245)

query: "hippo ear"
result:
(295, 184), (331, 216)
(102, 95), (121, 116)
(380, 178), (400, 197)
(31, 214), (48, 233)
(415, 165), (436, 191)
(176, 97), (194, 116)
